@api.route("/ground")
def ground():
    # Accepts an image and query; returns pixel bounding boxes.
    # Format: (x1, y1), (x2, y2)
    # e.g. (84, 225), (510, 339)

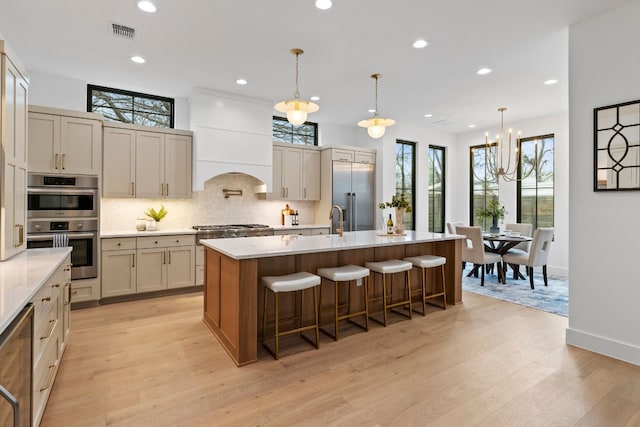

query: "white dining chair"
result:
(456, 226), (502, 286)
(446, 221), (464, 234)
(502, 227), (554, 289)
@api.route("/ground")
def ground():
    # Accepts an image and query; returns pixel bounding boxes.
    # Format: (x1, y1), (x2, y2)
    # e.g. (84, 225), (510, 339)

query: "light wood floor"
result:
(41, 291), (640, 427)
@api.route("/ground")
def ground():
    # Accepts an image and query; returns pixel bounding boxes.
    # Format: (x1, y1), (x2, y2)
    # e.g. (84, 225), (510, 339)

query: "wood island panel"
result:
(203, 236), (463, 366)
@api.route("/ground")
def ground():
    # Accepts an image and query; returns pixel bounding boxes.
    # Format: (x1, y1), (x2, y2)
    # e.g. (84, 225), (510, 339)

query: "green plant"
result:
(383, 193), (412, 213)
(144, 205), (168, 222)
(476, 199), (506, 221)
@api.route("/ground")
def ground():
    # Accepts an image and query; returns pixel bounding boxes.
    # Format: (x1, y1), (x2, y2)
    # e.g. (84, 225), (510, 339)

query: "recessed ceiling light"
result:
(137, 1), (156, 13)
(368, 109), (376, 113)
(476, 67), (492, 75)
(236, 78), (247, 85)
(131, 56), (145, 64)
(315, 0), (332, 10)
(310, 96), (320, 101)
(424, 113), (433, 118)
(468, 124), (476, 128)
(544, 79), (558, 85)
(412, 39), (428, 49)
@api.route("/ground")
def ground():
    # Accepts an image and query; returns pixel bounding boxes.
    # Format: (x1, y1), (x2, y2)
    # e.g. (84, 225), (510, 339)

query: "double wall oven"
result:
(26, 174), (98, 280)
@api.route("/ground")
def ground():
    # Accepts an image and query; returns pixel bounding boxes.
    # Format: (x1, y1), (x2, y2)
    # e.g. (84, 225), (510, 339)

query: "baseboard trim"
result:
(566, 327), (640, 366)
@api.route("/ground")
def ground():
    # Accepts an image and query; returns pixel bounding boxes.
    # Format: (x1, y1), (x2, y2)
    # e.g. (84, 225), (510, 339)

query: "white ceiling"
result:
(0, 0), (633, 134)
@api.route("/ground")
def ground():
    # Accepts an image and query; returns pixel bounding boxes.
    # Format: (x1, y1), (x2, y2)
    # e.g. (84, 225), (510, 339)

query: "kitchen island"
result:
(201, 230), (464, 366)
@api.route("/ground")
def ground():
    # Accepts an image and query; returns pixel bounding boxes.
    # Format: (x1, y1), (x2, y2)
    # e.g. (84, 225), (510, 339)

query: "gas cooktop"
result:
(193, 224), (274, 240)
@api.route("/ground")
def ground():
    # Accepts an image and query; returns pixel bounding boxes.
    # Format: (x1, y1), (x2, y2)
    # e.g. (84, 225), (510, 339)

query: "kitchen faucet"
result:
(329, 205), (344, 237)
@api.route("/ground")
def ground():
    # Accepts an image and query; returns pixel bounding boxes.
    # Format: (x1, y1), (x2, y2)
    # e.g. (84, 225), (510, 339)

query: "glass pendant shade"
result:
(357, 117), (396, 139)
(274, 99), (319, 125)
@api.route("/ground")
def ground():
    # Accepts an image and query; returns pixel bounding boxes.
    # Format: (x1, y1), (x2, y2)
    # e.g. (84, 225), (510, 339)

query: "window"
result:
(87, 85), (174, 128)
(428, 145), (446, 233)
(470, 144), (499, 230)
(395, 140), (416, 230)
(517, 134), (554, 228)
(272, 116), (318, 145)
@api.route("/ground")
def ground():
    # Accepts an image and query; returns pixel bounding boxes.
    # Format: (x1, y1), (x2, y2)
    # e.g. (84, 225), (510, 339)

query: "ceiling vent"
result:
(111, 23), (136, 40)
(432, 119), (454, 127)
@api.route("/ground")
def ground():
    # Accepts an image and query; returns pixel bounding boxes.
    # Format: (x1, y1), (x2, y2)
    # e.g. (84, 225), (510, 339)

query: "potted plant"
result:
(144, 205), (167, 231)
(383, 193), (412, 234)
(476, 199), (506, 234)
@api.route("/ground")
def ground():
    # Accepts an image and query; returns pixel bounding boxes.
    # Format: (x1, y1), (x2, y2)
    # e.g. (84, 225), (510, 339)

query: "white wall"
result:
(454, 112), (569, 276)
(26, 71), (191, 129)
(566, 0), (640, 365)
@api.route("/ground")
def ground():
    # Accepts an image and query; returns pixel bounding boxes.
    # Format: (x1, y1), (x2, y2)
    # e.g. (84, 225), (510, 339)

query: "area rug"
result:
(461, 266), (568, 317)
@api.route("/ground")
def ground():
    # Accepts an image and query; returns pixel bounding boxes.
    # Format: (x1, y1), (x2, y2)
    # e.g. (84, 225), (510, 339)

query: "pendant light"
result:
(357, 73), (395, 138)
(274, 48), (319, 125)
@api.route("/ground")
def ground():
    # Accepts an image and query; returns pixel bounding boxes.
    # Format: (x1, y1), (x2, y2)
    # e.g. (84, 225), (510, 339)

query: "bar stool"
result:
(261, 271), (321, 360)
(365, 259), (413, 326)
(317, 264), (370, 340)
(404, 255), (447, 315)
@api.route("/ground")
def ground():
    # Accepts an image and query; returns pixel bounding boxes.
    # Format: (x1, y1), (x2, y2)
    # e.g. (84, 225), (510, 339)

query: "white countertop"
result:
(201, 230), (464, 260)
(101, 229), (197, 238)
(0, 248), (72, 334)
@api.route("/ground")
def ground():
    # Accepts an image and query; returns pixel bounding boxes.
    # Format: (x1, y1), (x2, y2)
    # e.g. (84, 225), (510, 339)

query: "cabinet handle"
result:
(0, 384), (19, 427)
(65, 284), (71, 305)
(132, 253), (135, 268)
(285, 187), (289, 197)
(40, 319), (56, 340)
(131, 182), (135, 196)
(168, 250), (171, 264)
(166, 183), (169, 197)
(39, 363), (57, 392)
(61, 153), (66, 170)
(55, 153), (59, 169)
(162, 251), (166, 264)
(304, 188), (307, 198)
(42, 296), (51, 302)
(160, 183), (164, 195)
(52, 283), (60, 288)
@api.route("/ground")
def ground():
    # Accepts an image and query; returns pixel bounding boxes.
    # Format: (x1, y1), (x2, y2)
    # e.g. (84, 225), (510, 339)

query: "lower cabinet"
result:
(196, 245), (204, 286)
(31, 254), (71, 427)
(101, 234), (196, 298)
(273, 227), (330, 236)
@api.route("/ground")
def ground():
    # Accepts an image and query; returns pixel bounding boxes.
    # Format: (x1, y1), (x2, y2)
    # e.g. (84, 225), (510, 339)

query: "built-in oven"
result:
(26, 219), (98, 280)
(27, 174), (98, 218)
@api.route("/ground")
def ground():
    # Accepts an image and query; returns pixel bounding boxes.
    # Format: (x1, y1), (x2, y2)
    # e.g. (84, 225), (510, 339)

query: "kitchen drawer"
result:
(309, 227), (330, 235)
(354, 150), (375, 164)
(331, 149), (355, 162)
(102, 237), (137, 251)
(138, 234), (195, 249)
(33, 300), (58, 366)
(71, 280), (99, 302)
(31, 282), (55, 325)
(33, 330), (60, 427)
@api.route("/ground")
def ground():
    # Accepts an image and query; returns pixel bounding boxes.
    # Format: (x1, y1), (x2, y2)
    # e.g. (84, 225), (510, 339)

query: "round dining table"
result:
(483, 233), (533, 283)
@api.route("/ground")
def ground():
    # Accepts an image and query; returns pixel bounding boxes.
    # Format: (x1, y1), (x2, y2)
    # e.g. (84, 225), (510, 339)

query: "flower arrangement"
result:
(380, 193), (412, 213)
(475, 199), (506, 222)
(144, 205), (168, 222)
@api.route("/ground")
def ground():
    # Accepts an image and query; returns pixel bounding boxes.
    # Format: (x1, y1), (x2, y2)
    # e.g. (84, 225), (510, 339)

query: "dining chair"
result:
(504, 222), (533, 279)
(456, 226), (502, 286)
(446, 221), (464, 234)
(502, 227), (554, 289)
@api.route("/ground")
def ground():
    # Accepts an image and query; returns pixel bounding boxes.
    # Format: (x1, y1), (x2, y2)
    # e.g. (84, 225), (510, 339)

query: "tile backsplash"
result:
(100, 173), (317, 232)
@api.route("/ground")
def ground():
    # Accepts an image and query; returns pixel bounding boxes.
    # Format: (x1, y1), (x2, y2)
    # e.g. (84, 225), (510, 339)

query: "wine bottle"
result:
(387, 214), (394, 234)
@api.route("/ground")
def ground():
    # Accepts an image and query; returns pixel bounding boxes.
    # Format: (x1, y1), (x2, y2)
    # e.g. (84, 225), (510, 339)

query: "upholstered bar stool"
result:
(261, 271), (321, 360)
(404, 255), (447, 315)
(317, 264), (370, 340)
(365, 259), (413, 326)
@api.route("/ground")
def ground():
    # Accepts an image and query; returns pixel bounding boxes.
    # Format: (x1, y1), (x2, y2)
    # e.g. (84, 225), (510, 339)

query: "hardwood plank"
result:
(40, 291), (640, 427)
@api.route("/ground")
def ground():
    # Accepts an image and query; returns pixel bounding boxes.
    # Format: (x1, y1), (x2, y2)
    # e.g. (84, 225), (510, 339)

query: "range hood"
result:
(190, 88), (273, 191)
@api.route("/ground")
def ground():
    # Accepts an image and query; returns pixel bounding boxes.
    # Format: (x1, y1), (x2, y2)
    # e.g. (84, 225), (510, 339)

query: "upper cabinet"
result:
(1, 39), (29, 260)
(269, 142), (320, 201)
(103, 122), (192, 199)
(28, 106), (102, 175)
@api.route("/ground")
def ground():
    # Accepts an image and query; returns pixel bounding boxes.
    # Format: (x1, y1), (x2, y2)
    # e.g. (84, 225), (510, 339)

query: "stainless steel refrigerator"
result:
(331, 161), (375, 232)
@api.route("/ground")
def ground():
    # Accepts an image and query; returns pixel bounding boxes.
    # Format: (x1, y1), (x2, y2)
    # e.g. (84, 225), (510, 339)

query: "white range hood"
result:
(190, 88), (273, 191)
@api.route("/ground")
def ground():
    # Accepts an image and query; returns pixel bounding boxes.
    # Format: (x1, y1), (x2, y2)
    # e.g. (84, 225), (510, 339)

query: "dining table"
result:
(483, 233), (533, 283)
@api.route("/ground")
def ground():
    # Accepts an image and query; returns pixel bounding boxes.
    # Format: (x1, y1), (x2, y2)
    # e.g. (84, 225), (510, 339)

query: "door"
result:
(167, 246), (196, 288)
(60, 117), (101, 175)
(101, 250), (136, 297)
(136, 132), (164, 198)
(164, 134), (192, 198)
(283, 147), (303, 199)
(331, 161), (352, 232)
(136, 248), (167, 292)
(103, 128), (136, 198)
(351, 163), (375, 231)
(28, 113), (59, 173)
(303, 150), (320, 200)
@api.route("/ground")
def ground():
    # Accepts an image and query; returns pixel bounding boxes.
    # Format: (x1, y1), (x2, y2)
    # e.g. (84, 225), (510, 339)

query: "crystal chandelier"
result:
(485, 107), (522, 182)
(357, 74), (395, 139)
(274, 48), (319, 125)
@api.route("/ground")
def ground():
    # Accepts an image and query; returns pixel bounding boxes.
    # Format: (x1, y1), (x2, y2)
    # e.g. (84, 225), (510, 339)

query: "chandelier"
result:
(274, 48), (319, 125)
(357, 74), (395, 139)
(485, 107), (522, 182)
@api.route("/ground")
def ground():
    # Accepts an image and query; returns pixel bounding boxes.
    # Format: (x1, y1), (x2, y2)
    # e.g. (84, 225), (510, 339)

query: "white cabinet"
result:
(0, 40), (28, 261)
(269, 143), (320, 200)
(331, 147), (376, 164)
(101, 234), (196, 298)
(101, 237), (137, 297)
(31, 253), (71, 427)
(273, 227), (330, 236)
(28, 107), (102, 175)
(103, 123), (192, 198)
(196, 245), (204, 286)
